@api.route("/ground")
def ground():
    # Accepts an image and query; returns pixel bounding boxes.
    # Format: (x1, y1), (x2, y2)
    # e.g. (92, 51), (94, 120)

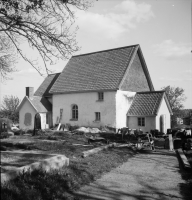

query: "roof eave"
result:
(127, 114), (157, 117)
(27, 97), (38, 112)
(16, 96), (27, 112)
(118, 45), (139, 89)
(50, 88), (118, 95)
(155, 92), (173, 115)
(164, 93), (173, 115)
(16, 96), (38, 112)
(137, 47), (155, 91)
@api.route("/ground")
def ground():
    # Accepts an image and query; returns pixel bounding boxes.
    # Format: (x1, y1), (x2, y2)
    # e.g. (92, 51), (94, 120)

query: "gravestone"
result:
(0, 118), (12, 133)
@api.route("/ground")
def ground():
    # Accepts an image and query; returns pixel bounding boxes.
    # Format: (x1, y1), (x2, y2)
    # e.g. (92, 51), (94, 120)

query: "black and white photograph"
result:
(0, 0), (192, 199)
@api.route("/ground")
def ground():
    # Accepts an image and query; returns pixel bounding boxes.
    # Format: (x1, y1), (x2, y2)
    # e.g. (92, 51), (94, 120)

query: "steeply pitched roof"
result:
(34, 73), (60, 97)
(17, 96), (52, 113)
(29, 96), (52, 112)
(127, 91), (172, 116)
(49, 45), (154, 94)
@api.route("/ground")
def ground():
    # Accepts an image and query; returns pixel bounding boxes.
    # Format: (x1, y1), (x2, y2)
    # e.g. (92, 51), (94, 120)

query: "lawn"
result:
(0, 131), (104, 158)
(1, 131), (136, 200)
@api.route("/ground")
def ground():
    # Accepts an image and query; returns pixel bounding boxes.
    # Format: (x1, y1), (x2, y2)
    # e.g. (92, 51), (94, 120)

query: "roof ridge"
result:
(48, 72), (61, 76)
(73, 44), (139, 58)
(137, 90), (165, 94)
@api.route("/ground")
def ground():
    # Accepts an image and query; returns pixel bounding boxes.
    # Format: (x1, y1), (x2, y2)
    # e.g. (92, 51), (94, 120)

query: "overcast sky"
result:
(0, 0), (191, 108)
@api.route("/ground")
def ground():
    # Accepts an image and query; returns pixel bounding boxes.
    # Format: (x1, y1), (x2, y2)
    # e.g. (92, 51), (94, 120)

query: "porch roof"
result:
(127, 91), (172, 116)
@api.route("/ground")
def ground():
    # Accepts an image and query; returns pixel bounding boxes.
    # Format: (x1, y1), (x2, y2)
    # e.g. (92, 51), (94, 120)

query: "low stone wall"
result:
(1, 152), (69, 183)
(82, 143), (117, 158)
(176, 149), (191, 170)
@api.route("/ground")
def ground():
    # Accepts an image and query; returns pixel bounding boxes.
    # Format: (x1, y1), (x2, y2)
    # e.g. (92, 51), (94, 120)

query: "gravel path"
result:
(75, 149), (191, 200)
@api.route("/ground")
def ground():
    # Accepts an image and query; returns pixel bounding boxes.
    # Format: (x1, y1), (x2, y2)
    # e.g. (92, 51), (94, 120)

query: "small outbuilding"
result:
(17, 87), (52, 130)
(127, 91), (173, 133)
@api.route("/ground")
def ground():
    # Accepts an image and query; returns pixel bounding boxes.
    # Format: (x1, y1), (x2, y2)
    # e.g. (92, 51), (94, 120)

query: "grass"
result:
(1, 131), (192, 200)
(0, 131), (136, 158)
(1, 131), (137, 200)
(1, 145), (136, 200)
(1, 132), (111, 158)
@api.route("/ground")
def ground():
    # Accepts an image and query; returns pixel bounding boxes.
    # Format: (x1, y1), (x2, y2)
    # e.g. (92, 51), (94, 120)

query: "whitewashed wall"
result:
(116, 91), (135, 129)
(19, 100), (36, 129)
(127, 116), (156, 133)
(52, 91), (116, 128)
(156, 97), (171, 133)
(39, 113), (47, 129)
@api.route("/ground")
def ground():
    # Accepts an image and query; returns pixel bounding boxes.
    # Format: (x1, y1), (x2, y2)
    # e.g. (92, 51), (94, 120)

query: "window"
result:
(138, 117), (145, 126)
(72, 105), (78, 120)
(24, 113), (32, 126)
(95, 112), (101, 121)
(98, 92), (104, 101)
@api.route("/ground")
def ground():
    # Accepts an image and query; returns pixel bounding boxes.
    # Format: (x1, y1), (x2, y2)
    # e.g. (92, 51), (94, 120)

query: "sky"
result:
(0, 0), (191, 108)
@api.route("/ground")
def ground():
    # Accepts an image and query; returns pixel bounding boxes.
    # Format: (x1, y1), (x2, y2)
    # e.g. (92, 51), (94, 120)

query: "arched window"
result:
(72, 105), (78, 120)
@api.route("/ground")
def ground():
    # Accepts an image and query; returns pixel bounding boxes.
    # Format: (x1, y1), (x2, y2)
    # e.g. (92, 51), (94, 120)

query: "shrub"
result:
(13, 129), (25, 135)
(69, 125), (79, 132)
(26, 129), (34, 134)
(14, 143), (32, 150)
(0, 132), (10, 139)
(0, 145), (7, 151)
(47, 136), (58, 140)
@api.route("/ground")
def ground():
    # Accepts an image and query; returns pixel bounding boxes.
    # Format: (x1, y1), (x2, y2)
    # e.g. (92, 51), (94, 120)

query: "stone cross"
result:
(2, 122), (7, 132)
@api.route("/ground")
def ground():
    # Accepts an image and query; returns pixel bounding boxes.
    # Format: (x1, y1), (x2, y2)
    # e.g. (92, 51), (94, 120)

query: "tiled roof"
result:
(29, 96), (52, 112)
(127, 91), (167, 116)
(34, 73), (60, 97)
(49, 45), (139, 93)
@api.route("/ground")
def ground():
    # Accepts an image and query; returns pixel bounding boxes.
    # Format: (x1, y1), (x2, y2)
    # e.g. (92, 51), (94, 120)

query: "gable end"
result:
(120, 49), (152, 92)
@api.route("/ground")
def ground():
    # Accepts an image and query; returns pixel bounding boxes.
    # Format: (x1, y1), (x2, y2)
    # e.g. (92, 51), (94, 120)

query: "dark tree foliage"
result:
(0, 95), (20, 123)
(0, 0), (94, 80)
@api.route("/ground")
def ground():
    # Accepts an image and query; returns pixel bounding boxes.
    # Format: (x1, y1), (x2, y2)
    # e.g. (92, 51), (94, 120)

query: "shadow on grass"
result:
(176, 152), (192, 200)
(1, 147), (136, 200)
(72, 181), (185, 200)
(72, 149), (192, 200)
(0, 141), (39, 151)
(138, 149), (192, 200)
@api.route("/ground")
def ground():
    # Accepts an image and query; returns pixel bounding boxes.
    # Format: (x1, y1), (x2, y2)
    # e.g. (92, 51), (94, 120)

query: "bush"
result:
(13, 129), (25, 135)
(26, 129), (34, 134)
(0, 145), (7, 151)
(14, 143), (32, 150)
(0, 132), (10, 139)
(69, 125), (79, 132)
(47, 136), (58, 140)
(34, 129), (46, 136)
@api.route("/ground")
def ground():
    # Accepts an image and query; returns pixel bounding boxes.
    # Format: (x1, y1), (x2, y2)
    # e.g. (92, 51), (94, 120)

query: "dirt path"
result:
(75, 149), (191, 200)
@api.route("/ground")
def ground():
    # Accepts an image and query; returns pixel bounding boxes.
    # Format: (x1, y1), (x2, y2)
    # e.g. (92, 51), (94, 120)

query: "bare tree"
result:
(0, 0), (94, 80)
(162, 85), (187, 112)
(0, 95), (20, 122)
(162, 85), (187, 128)
(0, 34), (17, 81)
